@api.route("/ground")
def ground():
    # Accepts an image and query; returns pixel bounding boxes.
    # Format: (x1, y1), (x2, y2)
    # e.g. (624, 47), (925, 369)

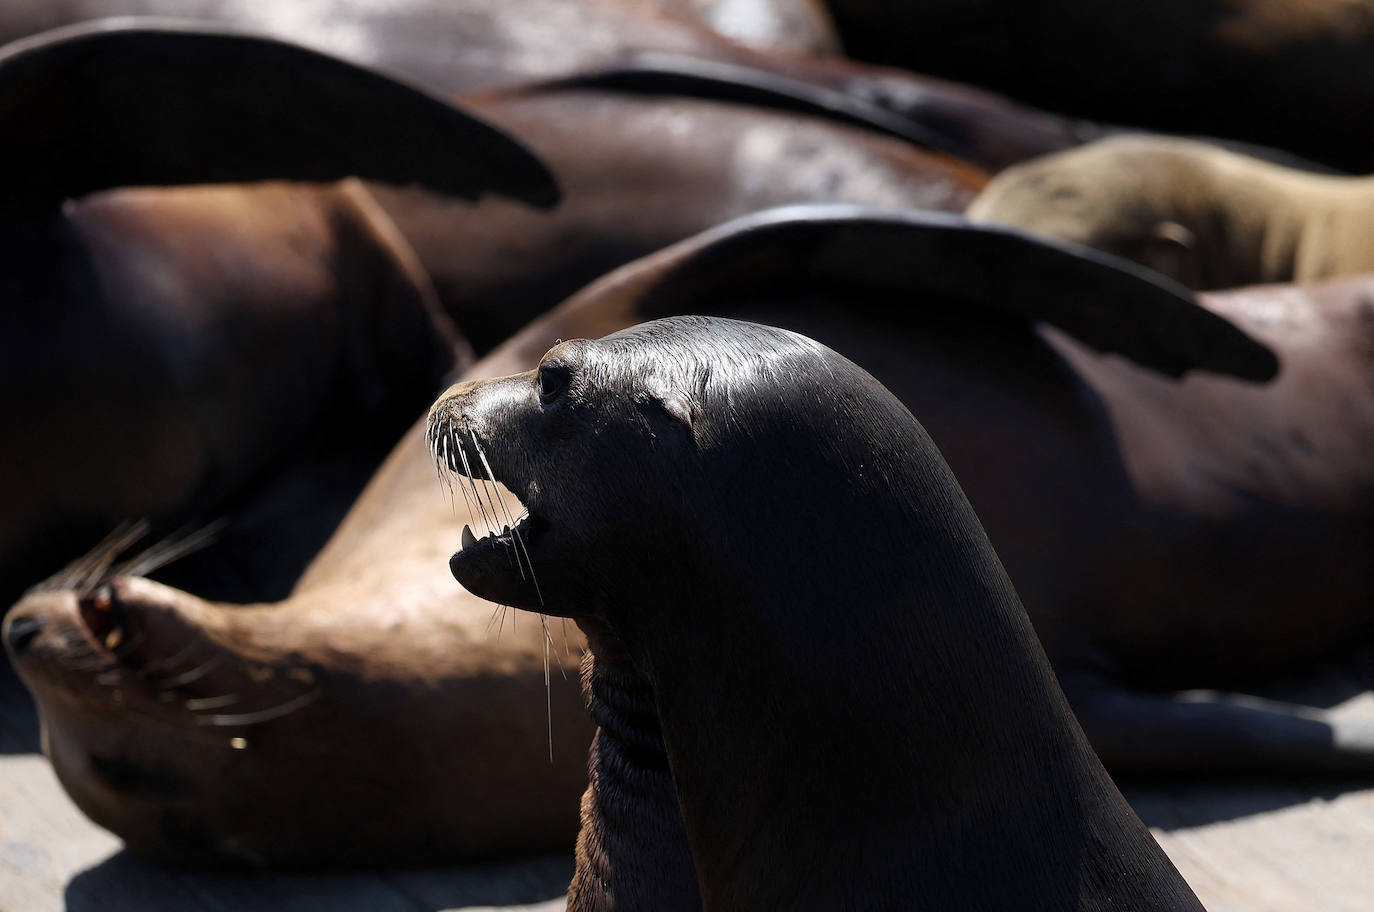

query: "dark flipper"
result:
(0, 18), (559, 216)
(1065, 672), (1374, 777)
(631, 204), (1278, 381)
(535, 53), (967, 157)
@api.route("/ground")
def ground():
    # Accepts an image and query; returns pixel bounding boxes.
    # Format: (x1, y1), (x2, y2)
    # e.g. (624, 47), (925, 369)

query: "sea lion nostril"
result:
(5, 615), (45, 654)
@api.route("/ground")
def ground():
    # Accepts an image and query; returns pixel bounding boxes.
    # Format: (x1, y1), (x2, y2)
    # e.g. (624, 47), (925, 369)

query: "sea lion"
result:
(0, 22), (557, 608)
(0, 0), (1077, 166)
(427, 315), (1205, 911)
(372, 68), (991, 354)
(2, 342), (596, 867)
(822, 0), (1374, 172)
(968, 134), (1374, 290)
(433, 203), (1374, 777)
(679, 0), (841, 54)
(0, 1), (757, 92)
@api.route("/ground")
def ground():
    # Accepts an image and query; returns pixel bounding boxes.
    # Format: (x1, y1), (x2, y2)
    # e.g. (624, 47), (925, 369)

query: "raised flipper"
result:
(0, 18), (559, 216)
(1063, 672), (1374, 777)
(622, 203), (1278, 381)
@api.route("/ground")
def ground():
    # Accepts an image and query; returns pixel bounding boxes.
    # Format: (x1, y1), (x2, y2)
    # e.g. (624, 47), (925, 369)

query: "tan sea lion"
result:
(436, 204), (1374, 777)
(2, 353), (595, 868)
(968, 134), (1374, 290)
(0, 21), (557, 608)
(428, 315), (1205, 911)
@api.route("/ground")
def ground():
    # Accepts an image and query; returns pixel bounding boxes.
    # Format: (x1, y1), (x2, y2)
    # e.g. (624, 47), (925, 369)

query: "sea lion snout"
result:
(4, 612), (45, 655)
(426, 373), (537, 478)
(428, 374), (556, 611)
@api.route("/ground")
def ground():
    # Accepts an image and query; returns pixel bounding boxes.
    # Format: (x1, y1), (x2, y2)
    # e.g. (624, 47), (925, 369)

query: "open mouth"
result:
(450, 511), (546, 605)
(78, 585), (132, 654)
(427, 419), (548, 610)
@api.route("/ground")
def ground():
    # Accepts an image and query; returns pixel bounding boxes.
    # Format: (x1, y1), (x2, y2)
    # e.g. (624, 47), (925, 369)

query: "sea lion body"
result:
(428, 316), (1203, 910)
(1, 180), (461, 607)
(0, 22), (558, 608)
(0, 0), (752, 93)
(3, 337), (595, 867)
(377, 82), (987, 353)
(969, 135), (1374, 290)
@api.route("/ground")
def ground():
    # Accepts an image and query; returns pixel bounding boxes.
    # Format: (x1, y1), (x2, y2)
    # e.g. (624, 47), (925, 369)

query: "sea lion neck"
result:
(612, 454), (1200, 910)
(635, 581), (1196, 910)
(569, 621), (701, 912)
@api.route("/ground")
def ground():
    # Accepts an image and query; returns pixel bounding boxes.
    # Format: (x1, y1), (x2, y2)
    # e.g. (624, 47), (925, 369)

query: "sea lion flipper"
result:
(635, 205), (1278, 382)
(1065, 673), (1374, 775)
(0, 18), (560, 216)
(531, 53), (966, 158)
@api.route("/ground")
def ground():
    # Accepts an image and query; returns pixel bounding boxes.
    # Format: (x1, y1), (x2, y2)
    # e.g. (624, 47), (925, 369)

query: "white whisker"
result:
(194, 689), (320, 728)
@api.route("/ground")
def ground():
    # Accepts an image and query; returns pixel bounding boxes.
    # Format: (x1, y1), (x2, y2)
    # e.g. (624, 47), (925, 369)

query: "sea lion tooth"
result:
(461, 524), (477, 550)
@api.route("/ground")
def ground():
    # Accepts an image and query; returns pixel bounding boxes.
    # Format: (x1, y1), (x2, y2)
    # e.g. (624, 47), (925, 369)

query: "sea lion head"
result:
(427, 314), (951, 634)
(966, 136), (1219, 288)
(3, 535), (323, 866)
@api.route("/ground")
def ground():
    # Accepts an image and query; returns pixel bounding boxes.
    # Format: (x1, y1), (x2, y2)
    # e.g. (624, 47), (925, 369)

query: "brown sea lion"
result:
(435, 204), (1374, 777)
(1, 349), (595, 867)
(0, 22), (557, 608)
(968, 134), (1374, 290)
(822, 0), (1374, 172)
(0, 1), (749, 92)
(373, 68), (992, 354)
(428, 315), (1205, 911)
(0, 0), (1081, 167)
(679, 0), (841, 54)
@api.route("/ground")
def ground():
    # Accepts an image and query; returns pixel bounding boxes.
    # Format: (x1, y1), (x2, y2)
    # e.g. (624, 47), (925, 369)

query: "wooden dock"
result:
(4, 653), (1372, 911)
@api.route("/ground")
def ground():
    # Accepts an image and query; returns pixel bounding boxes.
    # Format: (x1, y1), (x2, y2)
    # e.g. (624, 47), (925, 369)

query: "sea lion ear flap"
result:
(638, 374), (696, 439)
(1140, 221), (1200, 288)
(0, 18), (560, 217)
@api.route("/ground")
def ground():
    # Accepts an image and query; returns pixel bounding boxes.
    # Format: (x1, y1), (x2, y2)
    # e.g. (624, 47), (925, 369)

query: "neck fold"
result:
(567, 626), (701, 912)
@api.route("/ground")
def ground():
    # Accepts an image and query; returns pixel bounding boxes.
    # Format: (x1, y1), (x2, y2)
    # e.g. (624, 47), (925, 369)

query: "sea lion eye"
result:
(538, 363), (570, 402)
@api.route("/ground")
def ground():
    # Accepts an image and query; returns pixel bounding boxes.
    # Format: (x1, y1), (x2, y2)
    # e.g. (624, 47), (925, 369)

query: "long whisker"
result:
(112, 520), (226, 581)
(543, 612), (553, 762)
(28, 520), (149, 596)
(511, 525), (543, 607)
(468, 430), (507, 546)
(157, 654), (223, 691)
(139, 635), (206, 677)
(456, 431), (496, 537)
(194, 689), (320, 728)
(75, 520), (152, 590)
(485, 603), (505, 637)
(473, 434), (528, 582)
(184, 693), (240, 711)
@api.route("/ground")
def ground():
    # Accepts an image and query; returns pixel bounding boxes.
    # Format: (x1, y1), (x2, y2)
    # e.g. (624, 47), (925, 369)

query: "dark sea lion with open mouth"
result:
(435, 203), (1374, 779)
(427, 315), (1205, 911)
(0, 21), (557, 608)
